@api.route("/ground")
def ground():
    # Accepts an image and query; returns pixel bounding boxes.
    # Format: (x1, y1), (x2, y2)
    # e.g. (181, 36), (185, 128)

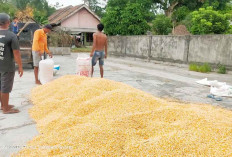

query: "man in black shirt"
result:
(0, 13), (23, 114)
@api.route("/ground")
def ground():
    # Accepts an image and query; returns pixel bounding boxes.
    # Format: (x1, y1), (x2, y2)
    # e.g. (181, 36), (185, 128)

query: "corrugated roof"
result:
(48, 5), (73, 22)
(49, 4), (100, 25)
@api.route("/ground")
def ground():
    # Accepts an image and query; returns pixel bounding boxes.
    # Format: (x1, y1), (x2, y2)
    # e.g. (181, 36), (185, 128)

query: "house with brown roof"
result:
(49, 4), (101, 46)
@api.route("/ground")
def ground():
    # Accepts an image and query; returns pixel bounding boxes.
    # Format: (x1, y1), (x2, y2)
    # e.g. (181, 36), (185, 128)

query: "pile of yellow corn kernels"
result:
(14, 75), (232, 156)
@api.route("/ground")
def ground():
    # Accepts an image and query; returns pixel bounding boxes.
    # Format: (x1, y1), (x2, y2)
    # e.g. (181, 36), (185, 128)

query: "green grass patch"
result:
(217, 64), (227, 74)
(189, 63), (212, 73)
(199, 63), (211, 73)
(71, 47), (92, 53)
(189, 63), (199, 72)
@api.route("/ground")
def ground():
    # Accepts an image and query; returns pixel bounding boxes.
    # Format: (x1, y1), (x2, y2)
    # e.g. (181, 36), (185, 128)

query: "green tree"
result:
(12, 0), (31, 10)
(103, 0), (154, 35)
(171, 0), (231, 32)
(152, 0), (204, 17)
(203, 0), (230, 10)
(106, 0), (128, 10)
(179, 13), (192, 31)
(33, 10), (49, 24)
(106, 0), (154, 21)
(30, 0), (56, 16)
(11, 0), (55, 24)
(152, 14), (173, 35)
(102, 6), (122, 35)
(190, 7), (230, 34)
(172, 6), (190, 23)
(30, 0), (56, 24)
(0, 2), (18, 18)
(103, 1), (152, 35)
(134, 0), (155, 22)
(83, 0), (105, 17)
(120, 3), (150, 35)
(0, 0), (10, 2)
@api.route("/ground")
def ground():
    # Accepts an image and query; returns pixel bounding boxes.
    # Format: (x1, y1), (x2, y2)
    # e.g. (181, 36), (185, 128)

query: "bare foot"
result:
(3, 108), (20, 114)
(0, 105), (15, 110)
(36, 80), (41, 85)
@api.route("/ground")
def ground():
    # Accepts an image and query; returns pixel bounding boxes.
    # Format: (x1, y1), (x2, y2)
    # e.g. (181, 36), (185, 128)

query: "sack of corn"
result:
(76, 56), (91, 77)
(13, 75), (232, 156)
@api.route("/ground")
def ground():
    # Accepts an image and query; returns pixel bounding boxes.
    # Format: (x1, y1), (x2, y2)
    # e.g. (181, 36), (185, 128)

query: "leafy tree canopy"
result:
(152, 0), (205, 17)
(83, 0), (105, 18)
(152, 14), (173, 35)
(10, 0), (56, 24)
(191, 7), (230, 34)
(103, 0), (153, 35)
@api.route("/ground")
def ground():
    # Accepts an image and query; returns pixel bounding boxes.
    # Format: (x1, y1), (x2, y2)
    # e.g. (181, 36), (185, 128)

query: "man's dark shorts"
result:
(92, 51), (105, 66)
(0, 72), (15, 93)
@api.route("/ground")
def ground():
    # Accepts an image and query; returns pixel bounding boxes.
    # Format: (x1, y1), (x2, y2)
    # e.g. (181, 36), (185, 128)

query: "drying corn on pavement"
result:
(13, 76), (232, 156)
(1, 53), (232, 157)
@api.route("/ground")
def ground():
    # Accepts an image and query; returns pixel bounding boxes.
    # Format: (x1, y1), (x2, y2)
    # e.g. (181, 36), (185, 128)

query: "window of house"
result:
(86, 33), (93, 42)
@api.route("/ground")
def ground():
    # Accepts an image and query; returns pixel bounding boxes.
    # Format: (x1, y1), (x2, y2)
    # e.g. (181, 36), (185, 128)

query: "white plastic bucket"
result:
(39, 58), (54, 84)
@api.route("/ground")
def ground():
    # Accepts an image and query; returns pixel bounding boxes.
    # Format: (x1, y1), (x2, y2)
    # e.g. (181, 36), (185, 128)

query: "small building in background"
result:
(49, 4), (101, 46)
(172, 25), (191, 35)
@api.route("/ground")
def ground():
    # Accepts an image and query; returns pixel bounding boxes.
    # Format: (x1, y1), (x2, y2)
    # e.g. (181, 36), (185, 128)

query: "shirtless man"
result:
(90, 24), (107, 78)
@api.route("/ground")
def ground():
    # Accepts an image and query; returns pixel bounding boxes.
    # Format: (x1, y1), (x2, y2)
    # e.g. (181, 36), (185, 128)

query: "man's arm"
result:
(105, 37), (108, 59)
(90, 34), (97, 57)
(13, 50), (23, 77)
(44, 38), (52, 58)
(12, 35), (23, 77)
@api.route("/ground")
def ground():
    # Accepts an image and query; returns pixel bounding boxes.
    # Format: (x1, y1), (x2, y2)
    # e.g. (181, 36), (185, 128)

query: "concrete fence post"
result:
(120, 35), (123, 56)
(124, 36), (127, 56)
(185, 35), (191, 63)
(148, 35), (152, 62)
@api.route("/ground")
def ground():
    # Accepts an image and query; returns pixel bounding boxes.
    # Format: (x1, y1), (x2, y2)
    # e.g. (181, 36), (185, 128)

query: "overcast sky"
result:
(47, 0), (83, 8)
(47, 0), (107, 8)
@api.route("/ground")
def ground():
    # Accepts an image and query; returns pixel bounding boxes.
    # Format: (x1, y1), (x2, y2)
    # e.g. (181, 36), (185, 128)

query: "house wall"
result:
(61, 12), (79, 28)
(78, 9), (100, 28)
(61, 8), (100, 29)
